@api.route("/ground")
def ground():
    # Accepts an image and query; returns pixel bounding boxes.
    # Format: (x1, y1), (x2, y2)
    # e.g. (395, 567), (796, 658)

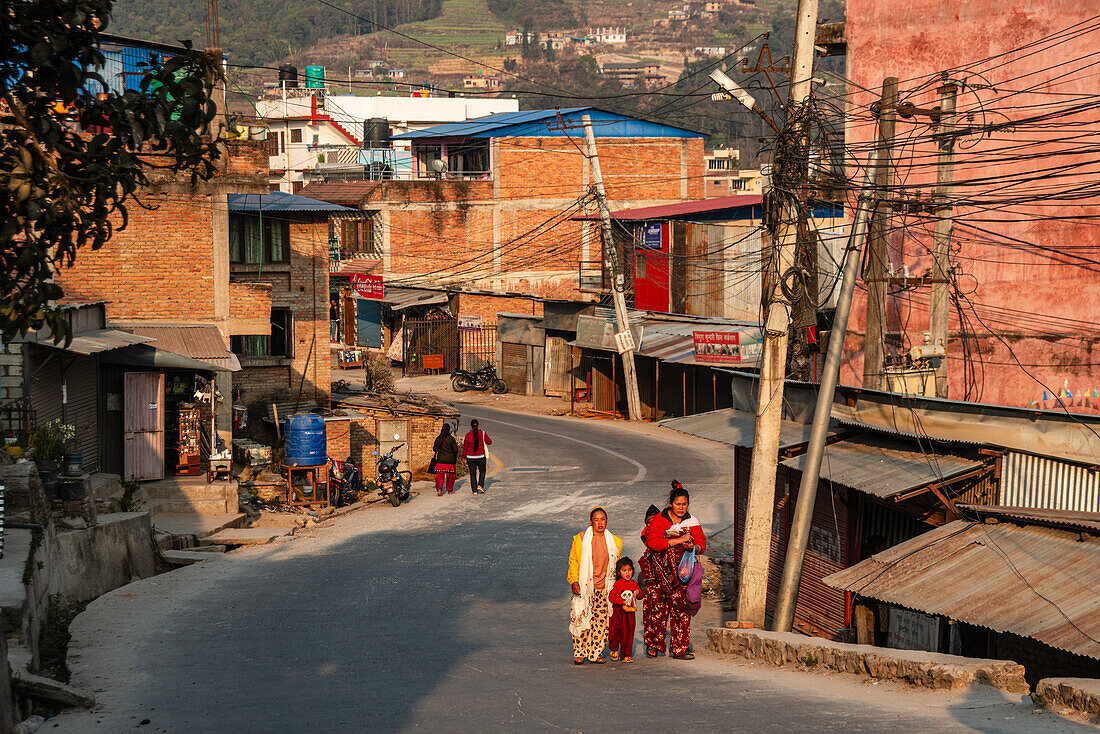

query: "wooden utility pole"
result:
(929, 81), (958, 398)
(736, 0), (819, 628)
(862, 77), (898, 391)
(582, 115), (643, 421)
(773, 144), (883, 632)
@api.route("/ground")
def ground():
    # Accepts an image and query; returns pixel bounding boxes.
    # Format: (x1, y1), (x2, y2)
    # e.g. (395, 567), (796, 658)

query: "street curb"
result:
(706, 627), (1030, 694)
(1033, 678), (1100, 717)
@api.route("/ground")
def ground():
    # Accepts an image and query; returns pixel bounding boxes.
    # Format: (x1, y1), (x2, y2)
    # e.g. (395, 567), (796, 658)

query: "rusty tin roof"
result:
(823, 519), (1100, 660)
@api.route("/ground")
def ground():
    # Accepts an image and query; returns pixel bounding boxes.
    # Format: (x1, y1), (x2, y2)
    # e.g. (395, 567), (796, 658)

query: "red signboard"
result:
(693, 330), (747, 364)
(350, 274), (383, 300)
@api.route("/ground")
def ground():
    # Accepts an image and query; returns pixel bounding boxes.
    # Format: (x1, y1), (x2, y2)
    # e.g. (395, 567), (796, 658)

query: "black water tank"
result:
(363, 117), (390, 148)
(278, 64), (298, 88)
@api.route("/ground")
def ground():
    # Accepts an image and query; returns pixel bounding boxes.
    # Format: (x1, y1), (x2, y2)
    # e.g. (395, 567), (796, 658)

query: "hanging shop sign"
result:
(458, 314), (483, 331)
(575, 315), (643, 352)
(639, 222), (663, 250)
(886, 607), (941, 653)
(350, 273), (384, 300)
(692, 329), (763, 364)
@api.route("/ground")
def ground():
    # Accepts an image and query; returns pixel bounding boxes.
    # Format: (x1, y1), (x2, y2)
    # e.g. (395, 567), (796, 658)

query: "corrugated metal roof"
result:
(227, 191), (353, 213)
(1000, 451), (1100, 512)
(823, 520), (1100, 660)
(574, 195), (762, 221)
(331, 257), (382, 276)
(392, 107), (706, 140)
(781, 436), (984, 500)
(958, 504), (1100, 533)
(637, 320), (760, 365)
(662, 408), (828, 451)
(28, 329), (154, 355)
(122, 326), (241, 371)
(380, 287), (449, 311)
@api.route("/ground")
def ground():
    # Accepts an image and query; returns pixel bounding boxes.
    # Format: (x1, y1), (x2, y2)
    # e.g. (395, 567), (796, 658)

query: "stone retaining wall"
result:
(706, 627), (1029, 694)
(1033, 678), (1100, 717)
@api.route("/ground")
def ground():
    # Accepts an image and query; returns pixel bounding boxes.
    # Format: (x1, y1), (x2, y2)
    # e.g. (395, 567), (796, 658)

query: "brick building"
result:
(299, 107), (707, 309)
(842, 1), (1100, 411)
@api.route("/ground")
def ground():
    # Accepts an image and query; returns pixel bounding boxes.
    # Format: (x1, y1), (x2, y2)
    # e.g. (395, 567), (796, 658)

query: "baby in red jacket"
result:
(609, 557), (641, 662)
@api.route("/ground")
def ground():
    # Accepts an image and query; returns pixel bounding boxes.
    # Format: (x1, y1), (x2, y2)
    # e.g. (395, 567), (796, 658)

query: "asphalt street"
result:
(50, 406), (1095, 733)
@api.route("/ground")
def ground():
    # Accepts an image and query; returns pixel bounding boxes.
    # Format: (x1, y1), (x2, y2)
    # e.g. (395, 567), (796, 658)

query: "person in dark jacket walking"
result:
(462, 419), (492, 494)
(432, 424), (460, 495)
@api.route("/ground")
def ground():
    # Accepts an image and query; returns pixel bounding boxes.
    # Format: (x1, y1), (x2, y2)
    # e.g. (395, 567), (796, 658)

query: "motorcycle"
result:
(451, 364), (508, 394)
(327, 456), (362, 508)
(375, 442), (412, 507)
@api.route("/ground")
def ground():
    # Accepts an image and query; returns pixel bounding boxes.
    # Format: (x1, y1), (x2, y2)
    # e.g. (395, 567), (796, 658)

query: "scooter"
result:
(451, 364), (508, 394)
(327, 456), (362, 508)
(375, 443), (412, 507)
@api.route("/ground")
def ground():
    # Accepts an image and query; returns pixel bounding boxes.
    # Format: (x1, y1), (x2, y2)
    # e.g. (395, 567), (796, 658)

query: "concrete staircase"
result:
(142, 476), (238, 515)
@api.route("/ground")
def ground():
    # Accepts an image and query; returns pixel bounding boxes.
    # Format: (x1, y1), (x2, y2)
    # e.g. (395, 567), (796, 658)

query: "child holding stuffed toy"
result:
(608, 557), (641, 662)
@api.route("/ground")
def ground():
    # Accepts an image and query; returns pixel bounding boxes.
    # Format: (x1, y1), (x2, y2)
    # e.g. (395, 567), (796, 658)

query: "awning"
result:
(100, 344), (234, 372)
(780, 435), (984, 500)
(662, 408), (829, 452)
(380, 287), (449, 311)
(227, 191), (353, 213)
(111, 325), (241, 371)
(22, 328), (155, 356)
(823, 518), (1100, 660)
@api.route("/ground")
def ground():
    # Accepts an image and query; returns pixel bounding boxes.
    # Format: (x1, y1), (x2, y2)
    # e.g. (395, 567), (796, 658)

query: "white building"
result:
(254, 93), (520, 192)
(593, 27), (628, 44)
(694, 46), (727, 56)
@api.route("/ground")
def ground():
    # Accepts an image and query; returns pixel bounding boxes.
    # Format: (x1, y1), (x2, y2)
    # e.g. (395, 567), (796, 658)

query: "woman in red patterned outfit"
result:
(641, 485), (705, 659)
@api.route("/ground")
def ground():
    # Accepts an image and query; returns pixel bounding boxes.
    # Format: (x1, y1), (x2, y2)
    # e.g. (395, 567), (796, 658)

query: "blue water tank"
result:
(284, 414), (327, 466)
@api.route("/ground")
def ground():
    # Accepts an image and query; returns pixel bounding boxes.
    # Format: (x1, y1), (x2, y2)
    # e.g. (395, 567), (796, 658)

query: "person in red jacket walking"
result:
(608, 557), (641, 662)
(642, 484), (706, 659)
(462, 419), (492, 494)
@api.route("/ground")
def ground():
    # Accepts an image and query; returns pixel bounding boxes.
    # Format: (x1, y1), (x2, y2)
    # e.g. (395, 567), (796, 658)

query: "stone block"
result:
(1034, 678), (1100, 716)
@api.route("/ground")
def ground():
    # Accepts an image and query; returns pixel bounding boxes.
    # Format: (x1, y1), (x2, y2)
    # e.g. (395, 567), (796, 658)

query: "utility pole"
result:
(582, 115), (643, 421)
(736, 0), (819, 628)
(773, 101), (889, 631)
(862, 77), (898, 391)
(929, 81), (958, 399)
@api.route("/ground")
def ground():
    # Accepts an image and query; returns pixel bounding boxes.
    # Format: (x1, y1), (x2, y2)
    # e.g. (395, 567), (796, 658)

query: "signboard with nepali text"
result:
(350, 273), (383, 300)
(692, 329), (763, 365)
(458, 314), (483, 331)
(575, 315), (643, 353)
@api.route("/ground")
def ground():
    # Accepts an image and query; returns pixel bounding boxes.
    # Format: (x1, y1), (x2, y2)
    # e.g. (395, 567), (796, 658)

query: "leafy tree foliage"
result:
(486, 0), (574, 30)
(1, 0), (224, 341)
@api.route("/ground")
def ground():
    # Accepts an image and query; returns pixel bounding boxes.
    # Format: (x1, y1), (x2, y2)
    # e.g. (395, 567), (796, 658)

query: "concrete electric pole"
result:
(735, 0), (820, 628)
(861, 77), (898, 391)
(929, 81), (958, 399)
(582, 115), (644, 421)
(772, 144), (882, 632)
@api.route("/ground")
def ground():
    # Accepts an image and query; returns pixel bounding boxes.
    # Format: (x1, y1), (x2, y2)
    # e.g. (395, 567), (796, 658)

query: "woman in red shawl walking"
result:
(641, 483), (705, 659)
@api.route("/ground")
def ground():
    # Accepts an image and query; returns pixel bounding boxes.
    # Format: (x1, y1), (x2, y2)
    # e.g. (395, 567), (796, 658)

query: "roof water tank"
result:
(278, 64), (298, 88)
(363, 117), (390, 148)
(304, 65), (325, 89)
(283, 414), (327, 467)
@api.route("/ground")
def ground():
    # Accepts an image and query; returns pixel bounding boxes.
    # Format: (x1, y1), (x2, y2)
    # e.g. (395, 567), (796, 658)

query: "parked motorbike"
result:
(327, 456), (362, 508)
(375, 442), (412, 507)
(451, 365), (508, 394)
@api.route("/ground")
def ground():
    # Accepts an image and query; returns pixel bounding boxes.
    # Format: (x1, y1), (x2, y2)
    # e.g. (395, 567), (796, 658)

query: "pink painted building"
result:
(842, 1), (1100, 413)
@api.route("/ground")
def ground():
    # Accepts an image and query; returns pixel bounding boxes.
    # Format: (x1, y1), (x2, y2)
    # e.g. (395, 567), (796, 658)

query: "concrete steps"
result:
(142, 477), (237, 515)
(152, 512), (246, 543)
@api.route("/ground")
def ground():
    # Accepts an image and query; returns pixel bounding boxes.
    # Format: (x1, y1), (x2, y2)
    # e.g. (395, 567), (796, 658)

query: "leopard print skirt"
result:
(572, 589), (610, 660)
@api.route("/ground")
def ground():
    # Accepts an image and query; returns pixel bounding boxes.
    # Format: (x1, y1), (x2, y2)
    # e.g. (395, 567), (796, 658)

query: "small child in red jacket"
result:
(609, 557), (641, 662)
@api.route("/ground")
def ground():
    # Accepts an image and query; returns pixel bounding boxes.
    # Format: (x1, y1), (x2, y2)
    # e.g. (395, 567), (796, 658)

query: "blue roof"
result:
(392, 107), (706, 140)
(227, 191), (353, 213)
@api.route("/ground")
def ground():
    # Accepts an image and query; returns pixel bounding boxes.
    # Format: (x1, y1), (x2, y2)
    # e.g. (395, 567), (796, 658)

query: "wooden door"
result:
(124, 372), (165, 481)
(543, 336), (571, 397)
(377, 419), (410, 472)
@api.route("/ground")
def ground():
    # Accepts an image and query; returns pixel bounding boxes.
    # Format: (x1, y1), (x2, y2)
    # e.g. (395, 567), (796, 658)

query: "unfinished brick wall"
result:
(230, 282), (273, 320)
(56, 191), (218, 320)
(326, 417), (352, 461)
(456, 293), (543, 324)
(225, 139), (272, 176)
(346, 411), (447, 477)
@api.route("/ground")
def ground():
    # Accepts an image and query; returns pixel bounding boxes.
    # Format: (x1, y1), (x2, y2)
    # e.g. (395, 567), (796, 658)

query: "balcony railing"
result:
(578, 260), (607, 294)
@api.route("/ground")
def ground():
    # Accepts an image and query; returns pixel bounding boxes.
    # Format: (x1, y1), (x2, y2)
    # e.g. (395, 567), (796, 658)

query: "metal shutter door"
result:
(501, 343), (527, 395)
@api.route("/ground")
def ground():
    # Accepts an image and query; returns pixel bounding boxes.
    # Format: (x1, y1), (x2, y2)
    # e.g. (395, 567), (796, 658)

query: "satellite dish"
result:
(429, 159), (448, 174)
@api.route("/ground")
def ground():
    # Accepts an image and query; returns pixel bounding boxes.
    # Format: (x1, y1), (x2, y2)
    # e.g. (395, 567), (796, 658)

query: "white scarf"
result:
(569, 527), (619, 636)
(666, 515), (701, 537)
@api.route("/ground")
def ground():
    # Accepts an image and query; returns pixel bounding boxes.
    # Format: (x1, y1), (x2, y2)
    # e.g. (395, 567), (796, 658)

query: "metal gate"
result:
(402, 317), (459, 376)
(501, 343), (527, 394)
(460, 325), (497, 371)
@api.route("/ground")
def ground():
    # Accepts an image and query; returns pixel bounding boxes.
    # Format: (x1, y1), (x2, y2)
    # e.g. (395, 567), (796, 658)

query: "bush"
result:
(365, 357), (396, 393)
(29, 420), (75, 463)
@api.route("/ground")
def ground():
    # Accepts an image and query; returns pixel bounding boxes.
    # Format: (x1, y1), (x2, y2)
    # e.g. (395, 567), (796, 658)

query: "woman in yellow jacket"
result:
(567, 506), (623, 665)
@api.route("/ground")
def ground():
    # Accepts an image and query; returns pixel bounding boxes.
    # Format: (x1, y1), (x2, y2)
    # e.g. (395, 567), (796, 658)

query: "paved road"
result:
(52, 407), (1093, 733)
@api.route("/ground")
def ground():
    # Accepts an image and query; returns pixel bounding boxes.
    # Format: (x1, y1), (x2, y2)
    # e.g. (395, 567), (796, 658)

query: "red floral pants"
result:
(642, 581), (690, 656)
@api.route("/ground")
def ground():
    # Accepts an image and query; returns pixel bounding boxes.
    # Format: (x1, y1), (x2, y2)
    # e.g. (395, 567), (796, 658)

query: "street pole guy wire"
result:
(736, 0), (820, 629)
(772, 148), (884, 633)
